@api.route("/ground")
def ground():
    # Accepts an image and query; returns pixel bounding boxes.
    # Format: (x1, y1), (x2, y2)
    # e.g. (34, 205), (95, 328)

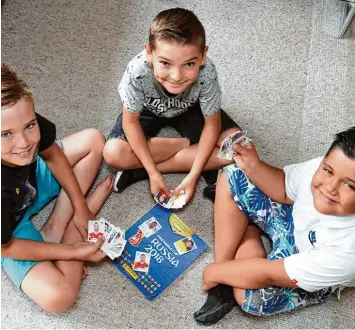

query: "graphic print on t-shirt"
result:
(144, 97), (192, 116)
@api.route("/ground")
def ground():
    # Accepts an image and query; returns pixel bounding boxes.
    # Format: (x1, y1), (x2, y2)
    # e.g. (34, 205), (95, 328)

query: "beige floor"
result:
(1, 0), (355, 328)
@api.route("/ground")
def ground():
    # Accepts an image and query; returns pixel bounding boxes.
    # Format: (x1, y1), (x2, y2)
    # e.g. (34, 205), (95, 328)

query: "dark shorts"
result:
(107, 103), (239, 144)
(223, 164), (332, 316)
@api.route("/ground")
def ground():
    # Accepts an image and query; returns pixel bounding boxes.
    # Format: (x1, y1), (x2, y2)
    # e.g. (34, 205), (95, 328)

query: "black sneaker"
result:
(113, 169), (148, 193)
(201, 169), (219, 185)
(194, 284), (236, 326)
(203, 183), (216, 202)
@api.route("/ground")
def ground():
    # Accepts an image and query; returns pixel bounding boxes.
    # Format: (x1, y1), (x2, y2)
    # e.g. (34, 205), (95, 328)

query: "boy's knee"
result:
(39, 282), (77, 313)
(103, 139), (132, 169)
(85, 128), (105, 151)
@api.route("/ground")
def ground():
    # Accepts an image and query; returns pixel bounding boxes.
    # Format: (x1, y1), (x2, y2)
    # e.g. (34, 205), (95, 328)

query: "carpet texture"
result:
(1, 0), (355, 328)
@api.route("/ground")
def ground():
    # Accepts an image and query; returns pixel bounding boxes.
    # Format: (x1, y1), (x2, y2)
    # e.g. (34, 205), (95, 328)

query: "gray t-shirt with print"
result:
(118, 51), (221, 118)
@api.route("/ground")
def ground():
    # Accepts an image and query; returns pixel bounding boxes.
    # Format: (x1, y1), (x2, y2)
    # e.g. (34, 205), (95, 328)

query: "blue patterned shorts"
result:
(224, 164), (332, 316)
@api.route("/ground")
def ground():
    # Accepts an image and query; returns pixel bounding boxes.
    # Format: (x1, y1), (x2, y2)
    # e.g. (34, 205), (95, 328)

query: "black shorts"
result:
(107, 103), (239, 144)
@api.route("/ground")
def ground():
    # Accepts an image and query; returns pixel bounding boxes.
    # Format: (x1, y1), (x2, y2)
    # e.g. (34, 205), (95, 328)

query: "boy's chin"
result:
(5, 154), (35, 167)
(313, 199), (339, 216)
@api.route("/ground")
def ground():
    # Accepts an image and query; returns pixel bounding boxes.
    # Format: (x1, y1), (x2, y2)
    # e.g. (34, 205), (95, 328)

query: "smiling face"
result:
(1, 97), (40, 167)
(311, 148), (355, 216)
(145, 40), (207, 95)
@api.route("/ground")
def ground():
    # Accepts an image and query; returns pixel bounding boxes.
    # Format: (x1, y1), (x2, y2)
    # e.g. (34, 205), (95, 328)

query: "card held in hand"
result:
(218, 130), (252, 160)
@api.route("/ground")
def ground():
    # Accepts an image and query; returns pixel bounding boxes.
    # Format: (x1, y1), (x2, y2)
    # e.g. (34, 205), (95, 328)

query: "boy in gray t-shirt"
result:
(104, 8), (240, 202)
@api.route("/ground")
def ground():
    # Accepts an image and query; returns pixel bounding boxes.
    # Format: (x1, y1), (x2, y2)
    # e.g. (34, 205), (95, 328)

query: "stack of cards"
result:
(154, 190), (187, 209)
(88, 219), (127, 260)
(218, 130), (252, 160)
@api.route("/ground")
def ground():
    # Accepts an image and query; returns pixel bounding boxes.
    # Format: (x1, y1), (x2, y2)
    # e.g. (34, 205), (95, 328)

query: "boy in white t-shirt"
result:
(194, 127), (355, 325)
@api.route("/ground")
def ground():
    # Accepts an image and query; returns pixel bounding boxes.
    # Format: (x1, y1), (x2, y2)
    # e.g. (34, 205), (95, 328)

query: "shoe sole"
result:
(194, 300), (235, 326)
(113, 171), (123, 192)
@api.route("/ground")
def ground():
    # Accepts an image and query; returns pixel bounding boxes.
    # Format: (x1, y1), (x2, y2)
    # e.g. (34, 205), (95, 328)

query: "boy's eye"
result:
(185, 62), (195, 67)
(1, 132), (12, 139)
(26, 123), (36, 130)
(345, 182), (355, 191)
(160, 61), (170, 66)
(323, 167), (332, 175)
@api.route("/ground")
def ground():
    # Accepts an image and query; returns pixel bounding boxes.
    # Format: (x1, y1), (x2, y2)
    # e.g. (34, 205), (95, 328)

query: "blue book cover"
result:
(112, 204), (208, 301)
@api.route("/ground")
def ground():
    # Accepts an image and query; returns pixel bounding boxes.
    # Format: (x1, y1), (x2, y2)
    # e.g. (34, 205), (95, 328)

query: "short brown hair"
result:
(1, 64), (33, 107)
(149, 8), (206, 52)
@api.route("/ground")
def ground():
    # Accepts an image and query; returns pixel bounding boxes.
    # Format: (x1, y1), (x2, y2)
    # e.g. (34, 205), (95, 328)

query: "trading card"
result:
(139, 217), (162, 238)
(218, 139), (233, 160)
(101, 226), (120, 254)
(132, 251), (151, 273)
(170, 190), (187, 209)
(109, 240), (126, 256)
(101, 218), (117, 238)
(88, 220), (105, 243)
(229, 130), (247, 144)
(154, 191), (173, 208)
(238, 136), (252, 147)
(174, 236), (197, 255)
(106, 250), (117, 260)
(113, 228), (125, 242)
(101, 218), (111, 237)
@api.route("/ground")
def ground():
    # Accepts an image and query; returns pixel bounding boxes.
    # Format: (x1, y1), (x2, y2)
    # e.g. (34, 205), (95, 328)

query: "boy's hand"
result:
(174, 173), (198, 203)
(233, 143), (260, 174)
(73, 206), (95, 240)
(149, 172), (170, 197)
(71, 236), (107, 262)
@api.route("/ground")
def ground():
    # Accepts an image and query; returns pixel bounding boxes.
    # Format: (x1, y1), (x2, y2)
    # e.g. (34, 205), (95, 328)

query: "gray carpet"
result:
(1, 0), (355, 328)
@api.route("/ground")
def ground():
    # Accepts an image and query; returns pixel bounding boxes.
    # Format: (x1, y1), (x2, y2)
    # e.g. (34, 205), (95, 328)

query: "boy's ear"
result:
(201, 46), (208, 66)
(144, 43), (153, 63)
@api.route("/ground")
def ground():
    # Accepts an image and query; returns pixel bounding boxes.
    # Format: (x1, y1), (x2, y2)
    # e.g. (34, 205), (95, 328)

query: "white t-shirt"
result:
(118, 50), (221, 118)
(283, 157), (355, 292)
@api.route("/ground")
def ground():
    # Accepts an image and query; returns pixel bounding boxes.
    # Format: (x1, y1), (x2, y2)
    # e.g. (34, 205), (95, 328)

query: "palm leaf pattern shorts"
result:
(224, 164), (332, 316)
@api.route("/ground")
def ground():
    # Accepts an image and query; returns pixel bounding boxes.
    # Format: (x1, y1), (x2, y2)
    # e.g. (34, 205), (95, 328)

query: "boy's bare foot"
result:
(86, 175), (114, 214)
(41, 176), (113, 243)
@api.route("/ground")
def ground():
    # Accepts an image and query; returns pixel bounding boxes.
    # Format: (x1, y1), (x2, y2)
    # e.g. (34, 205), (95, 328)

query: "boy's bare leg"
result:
(201, 176), (267, 303)
(157, 128), (239, 173)
(231, 226), (266, 306)
(103, 137), (190, 170)
(157, 145), (231, 173)
(41, 129), (106, 243)
(21, 177), (112, 312)
(214, 171), (249, 261)
(194, 171), (249, 324)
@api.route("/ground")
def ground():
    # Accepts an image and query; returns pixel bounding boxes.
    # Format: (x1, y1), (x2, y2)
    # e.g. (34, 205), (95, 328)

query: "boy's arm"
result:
(122, 107), (170, 196)
(233, 144), (293, 204)
(40, 143), (94, 239)
(174, 111), (221, 201)
(1, 237), (105, 262)
(191, 111), (221, 178)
